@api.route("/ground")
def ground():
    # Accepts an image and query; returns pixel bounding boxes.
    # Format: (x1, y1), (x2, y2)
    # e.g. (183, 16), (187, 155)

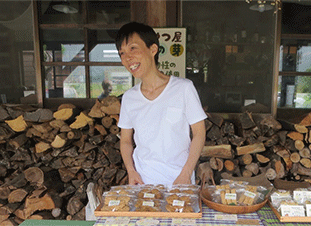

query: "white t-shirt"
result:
(118, 76), (207, 185)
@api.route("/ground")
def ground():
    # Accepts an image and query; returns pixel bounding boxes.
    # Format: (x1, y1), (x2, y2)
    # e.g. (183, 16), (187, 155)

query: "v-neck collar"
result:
(139, 76), (172, 102)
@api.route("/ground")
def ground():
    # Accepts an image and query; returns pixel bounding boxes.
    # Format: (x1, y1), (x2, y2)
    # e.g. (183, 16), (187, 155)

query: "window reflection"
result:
(45, 66), (86, 98)
(278, 76), (311, 108)
(89, 44), (120, 62)
(42, 29), (84, 62)
(90, 66), (132, 99)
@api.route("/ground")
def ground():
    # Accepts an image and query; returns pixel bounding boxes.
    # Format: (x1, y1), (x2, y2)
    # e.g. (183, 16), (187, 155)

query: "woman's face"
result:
(118, 33), (157, 79)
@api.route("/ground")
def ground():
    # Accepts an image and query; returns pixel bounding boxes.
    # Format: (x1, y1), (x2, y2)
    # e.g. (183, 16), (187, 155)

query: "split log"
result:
(204, 118), (213, 131)
(236, 142), (265, 156)
(70, 112), (94, 129)
(35, 142), (51, 153)
(101, 116), (113, 128)
(300, 158), (311, 169)
(32, 122), (53, 134)
(94, 124), (107, 136)
(287, 131), (304, 141)
(201, 144), (233, 159)
(88, 99), (105, 118)
(100, 96), (121, 115)
(206, 125), (222, 141)
(24, 108), (53, 123)
(51, 133), (68, 149)
(66, 196), (84, 216)
(224, 159), (237, 172)
(57, 103), (76, 111)
(296, 163), (311, 176)
(24, 167), (44, 186)
(5, 115), (28, 132)
(242, 169), (253, 177)
(290, 152), (301, 163)
(239, 154), (253, 165)
(245, 162), (259, 175)
(239, 111), (256, 130)
(8, 189), (28, 203)
(109, 125), (120, 135)
(14, 193), (56, 220)
(299, 147), (311, 158)
(206, 113), (224, 128)
(278, 119), (308, 133)
(228, 134), (245, 147)
(265, 168), (277, 180)
(8, 133), (27, 149)
(53, 108), (75, 121)
(294, 140), (305, 151)
(256, 154), (270, 164)
(67, 130), (83, 140)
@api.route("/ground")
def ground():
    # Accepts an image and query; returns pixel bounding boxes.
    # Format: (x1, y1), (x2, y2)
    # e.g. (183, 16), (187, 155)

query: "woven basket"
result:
(200, 186), (268, 214)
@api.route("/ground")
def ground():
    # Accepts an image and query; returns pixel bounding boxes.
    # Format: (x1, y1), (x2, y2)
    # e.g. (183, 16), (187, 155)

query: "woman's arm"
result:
(173, 120), (206, 184)
(120, 128), (144, 185)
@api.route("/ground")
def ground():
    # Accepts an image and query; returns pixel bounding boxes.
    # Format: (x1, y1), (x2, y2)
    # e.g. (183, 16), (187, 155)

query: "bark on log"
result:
(201, 144), (233, 159)
(236, 142), (265, 156)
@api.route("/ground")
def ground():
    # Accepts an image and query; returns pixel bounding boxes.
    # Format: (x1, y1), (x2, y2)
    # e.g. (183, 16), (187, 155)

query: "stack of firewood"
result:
(0, 97), (126, 225)
(197, 111), (311, 186)
(1, 96), (311, 224)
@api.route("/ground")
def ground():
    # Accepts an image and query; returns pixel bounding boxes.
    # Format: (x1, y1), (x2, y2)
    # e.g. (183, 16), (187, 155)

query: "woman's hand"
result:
(173, 170), (191, 185)
(128, 170), (144, 185)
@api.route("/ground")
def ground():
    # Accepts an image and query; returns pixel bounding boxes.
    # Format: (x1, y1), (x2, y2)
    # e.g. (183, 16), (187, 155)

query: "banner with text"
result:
(154, 28), (186, 78)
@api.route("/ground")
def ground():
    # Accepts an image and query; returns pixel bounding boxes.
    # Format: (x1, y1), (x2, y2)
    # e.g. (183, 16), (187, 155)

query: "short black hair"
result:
(115, 22), (159, 65)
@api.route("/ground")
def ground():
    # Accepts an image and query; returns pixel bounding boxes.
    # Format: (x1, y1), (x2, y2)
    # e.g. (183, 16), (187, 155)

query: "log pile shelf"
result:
(1, 98), (311, 224)
(0, 97), (126, 225)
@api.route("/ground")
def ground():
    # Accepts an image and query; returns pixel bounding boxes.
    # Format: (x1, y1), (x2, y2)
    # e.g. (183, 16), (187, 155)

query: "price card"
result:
(136, 218), (159, 225)
(214, 214), (238, 221)
(108, 200), (120, 206)
(142, 201), (155, 207)
(280, 205), (305, 217)
(225, 193), (237, 200)
(172, 200), (185, 207)
(172, 218), (196, 225)
(143, 193), (155, 198)
(245, 190), (256, 199)
(105, 217), (130, 225)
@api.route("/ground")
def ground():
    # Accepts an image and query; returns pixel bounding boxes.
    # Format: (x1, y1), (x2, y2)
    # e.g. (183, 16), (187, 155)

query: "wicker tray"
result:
(269, 201), (311, 222)
(200, 186), (268, 214)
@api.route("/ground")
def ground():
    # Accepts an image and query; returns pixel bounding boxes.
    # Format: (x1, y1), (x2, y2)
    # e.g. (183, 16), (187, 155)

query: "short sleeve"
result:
(185, 81), (207, 125)
(117, 95), (133, 129)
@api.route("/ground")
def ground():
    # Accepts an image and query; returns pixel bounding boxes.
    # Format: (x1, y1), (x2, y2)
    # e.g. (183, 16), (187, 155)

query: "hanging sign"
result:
(154, 28), (186, 78)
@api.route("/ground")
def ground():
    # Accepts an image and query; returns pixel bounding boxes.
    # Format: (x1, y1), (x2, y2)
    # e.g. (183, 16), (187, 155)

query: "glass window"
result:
(44, 66), (86, 98)
(279, 39), (311, 72)
(88, 29), (120, 62)
(87, 1), (131, 24)
(90, 66), (132, 98)
(39, 1), (83, 24)
(278, 76), (311, 108)
(182, 0), (276, 113)
(42, 29), (85, 62)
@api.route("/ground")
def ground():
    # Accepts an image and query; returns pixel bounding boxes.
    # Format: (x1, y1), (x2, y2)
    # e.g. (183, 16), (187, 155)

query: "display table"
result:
(19, 204), (311, 226)
(94, 203), (263, 226)
(19, 219), (95, 226)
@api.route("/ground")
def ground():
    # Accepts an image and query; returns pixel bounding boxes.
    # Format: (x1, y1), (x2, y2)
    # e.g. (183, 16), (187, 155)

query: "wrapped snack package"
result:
(137, 187), (164, 200)
(100, 194), (134, 212)
(164, 193), (200, 213)
(134, 199), (165, 212)
(270, 189), (292, 209)
(168, 184), (200, 195)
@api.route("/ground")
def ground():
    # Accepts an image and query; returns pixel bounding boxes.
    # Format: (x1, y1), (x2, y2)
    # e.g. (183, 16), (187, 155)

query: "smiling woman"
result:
(115, 22), (207, 186)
